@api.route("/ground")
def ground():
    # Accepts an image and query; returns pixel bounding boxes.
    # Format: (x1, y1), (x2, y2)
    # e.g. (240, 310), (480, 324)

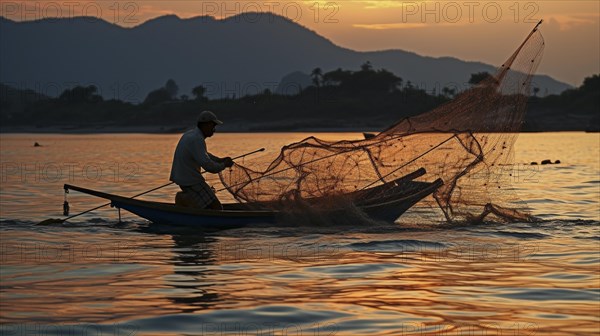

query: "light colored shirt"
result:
(170, 128), (225, 187)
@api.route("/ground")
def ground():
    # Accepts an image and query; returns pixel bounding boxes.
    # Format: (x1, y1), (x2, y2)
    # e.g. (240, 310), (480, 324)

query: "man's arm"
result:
(208, 153), (223, 162)
(190, 140), (225, 173)
(209, 152), (234, 167)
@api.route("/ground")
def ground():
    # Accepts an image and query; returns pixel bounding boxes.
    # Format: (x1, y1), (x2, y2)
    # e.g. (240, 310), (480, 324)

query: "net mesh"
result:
(219, 23), (545, 222)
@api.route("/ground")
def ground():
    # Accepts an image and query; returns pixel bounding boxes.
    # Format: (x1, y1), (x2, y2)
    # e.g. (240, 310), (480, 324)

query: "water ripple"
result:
(496, 288), (600, 301)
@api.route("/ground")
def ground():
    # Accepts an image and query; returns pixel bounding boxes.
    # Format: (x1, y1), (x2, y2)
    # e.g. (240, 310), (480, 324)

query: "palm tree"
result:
(311, 68), (323, 87)
(360, 61), (373, 72)
(192, 85), (207, 101)
(442, 87), (450, 97)
(165, 79), (179, 100)
(442, 87), (456, 98)
(469, 72), (492, 86)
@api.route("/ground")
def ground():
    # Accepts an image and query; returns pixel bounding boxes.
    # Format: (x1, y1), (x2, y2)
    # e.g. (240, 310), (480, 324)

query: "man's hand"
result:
(223, 157), (234, 168)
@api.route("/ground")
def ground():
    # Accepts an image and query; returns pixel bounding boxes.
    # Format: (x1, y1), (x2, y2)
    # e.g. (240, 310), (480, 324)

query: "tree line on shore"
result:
(1, 63), (598, 131)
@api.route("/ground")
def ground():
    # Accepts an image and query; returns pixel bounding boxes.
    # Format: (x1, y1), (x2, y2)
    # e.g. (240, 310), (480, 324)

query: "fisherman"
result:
(170, 111), (233, 210)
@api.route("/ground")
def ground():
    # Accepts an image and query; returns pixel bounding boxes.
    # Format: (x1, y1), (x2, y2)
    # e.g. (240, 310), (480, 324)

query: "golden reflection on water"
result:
(0, 229), (177, 323)
(0, 132), (366, 221)
(0, 132), (598, 220)
(2, 226), (598, 335)
(0, 132), (599, 335)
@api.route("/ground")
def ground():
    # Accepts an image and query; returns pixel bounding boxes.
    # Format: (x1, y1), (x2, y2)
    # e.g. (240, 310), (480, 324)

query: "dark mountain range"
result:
(0, 13), (571, 103)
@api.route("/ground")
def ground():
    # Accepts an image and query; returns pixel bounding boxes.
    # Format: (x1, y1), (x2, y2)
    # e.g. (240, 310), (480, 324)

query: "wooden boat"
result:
(64, 171), (442, 228)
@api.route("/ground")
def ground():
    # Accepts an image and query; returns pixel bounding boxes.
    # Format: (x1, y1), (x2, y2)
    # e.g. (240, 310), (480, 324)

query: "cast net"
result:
(219, 22), (545, 222)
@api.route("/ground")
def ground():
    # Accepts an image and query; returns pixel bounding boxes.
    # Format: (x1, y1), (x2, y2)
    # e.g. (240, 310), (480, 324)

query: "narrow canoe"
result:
(64, 178), (443, 228)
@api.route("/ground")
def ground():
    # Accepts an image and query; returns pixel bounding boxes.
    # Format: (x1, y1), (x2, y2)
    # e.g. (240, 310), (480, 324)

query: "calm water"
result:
(0, 132), (598, 335)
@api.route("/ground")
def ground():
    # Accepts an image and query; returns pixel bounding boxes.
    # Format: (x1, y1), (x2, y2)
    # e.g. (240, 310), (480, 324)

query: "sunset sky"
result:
(1, 0), (598, 86)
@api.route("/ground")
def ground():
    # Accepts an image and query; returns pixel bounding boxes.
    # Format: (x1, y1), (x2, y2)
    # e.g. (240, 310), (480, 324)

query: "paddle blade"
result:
(37, 218), (65, 226)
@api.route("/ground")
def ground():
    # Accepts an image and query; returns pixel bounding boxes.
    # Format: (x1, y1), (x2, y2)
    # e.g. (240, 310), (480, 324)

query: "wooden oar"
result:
(37, 148), (265, 225)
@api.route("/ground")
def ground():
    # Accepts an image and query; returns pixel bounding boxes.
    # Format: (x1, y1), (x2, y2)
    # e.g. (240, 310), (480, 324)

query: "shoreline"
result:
(0, 125), (385, 134)
(1, 125), (596, 134)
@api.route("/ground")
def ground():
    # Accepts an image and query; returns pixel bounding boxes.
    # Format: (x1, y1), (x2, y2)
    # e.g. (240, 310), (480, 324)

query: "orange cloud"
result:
(353, 21), (472, 30)
(544, 14), (599, 31)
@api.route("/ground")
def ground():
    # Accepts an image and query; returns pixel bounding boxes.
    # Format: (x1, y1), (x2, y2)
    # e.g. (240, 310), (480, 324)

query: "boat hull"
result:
(112, 199), (277, 228)
(64, 177), (443, 228)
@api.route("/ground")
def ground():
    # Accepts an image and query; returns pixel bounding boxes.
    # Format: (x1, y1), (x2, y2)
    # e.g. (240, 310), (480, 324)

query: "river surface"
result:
(0, 132), (598, 335)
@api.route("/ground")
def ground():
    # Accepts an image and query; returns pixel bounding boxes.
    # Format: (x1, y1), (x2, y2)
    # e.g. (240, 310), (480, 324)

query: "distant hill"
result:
(0, 14), (571, 103)
(276, 71), (312, 95)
